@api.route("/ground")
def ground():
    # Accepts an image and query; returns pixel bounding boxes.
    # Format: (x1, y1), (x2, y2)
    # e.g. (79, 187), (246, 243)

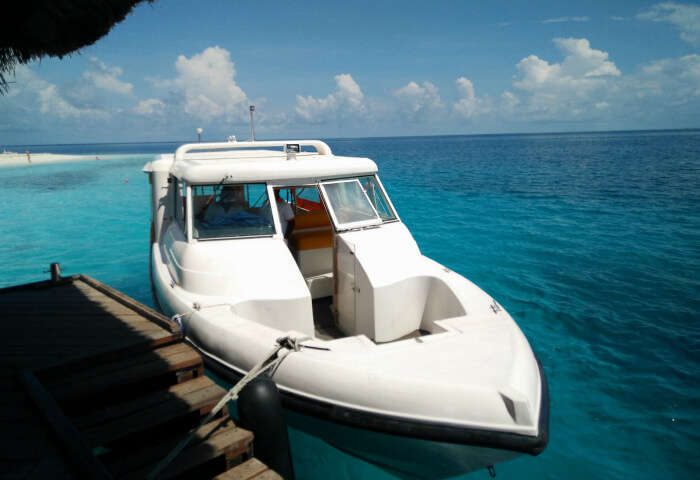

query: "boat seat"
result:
(294, 230), (333, 250)
(293, 211), (333, 251)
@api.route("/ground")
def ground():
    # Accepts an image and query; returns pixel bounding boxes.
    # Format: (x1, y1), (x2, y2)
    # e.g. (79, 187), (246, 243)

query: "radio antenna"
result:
(249, 105), (255, 142)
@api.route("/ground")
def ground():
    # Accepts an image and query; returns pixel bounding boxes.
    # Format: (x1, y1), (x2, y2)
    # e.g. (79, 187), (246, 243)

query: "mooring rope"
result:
(147, 335), (303, 479)
(170, 303), (234, 334)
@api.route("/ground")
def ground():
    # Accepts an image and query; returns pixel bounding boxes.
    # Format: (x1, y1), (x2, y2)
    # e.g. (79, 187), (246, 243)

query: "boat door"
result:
(319, 179), (382, 335)
(334, 235), (356, 334)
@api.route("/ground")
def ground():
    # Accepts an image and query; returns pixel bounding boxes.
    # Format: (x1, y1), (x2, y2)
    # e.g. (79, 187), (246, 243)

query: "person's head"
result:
(274, 189), (283, 201)
(220, 185), (244, 204)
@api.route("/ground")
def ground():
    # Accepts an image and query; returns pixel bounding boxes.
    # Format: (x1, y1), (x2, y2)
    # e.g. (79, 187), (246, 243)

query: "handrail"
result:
(174, 140), (332, 164)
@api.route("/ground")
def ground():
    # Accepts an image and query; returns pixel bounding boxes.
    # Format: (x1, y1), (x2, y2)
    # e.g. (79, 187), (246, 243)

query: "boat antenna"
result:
(249, 105), (255, 142)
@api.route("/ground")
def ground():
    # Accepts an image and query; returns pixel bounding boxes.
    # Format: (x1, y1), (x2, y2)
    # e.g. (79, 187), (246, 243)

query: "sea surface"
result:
(1, 131), (699, 479)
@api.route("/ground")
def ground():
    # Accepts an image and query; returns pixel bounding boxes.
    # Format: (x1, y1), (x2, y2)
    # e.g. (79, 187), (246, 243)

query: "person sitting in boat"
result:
(201, 185), (246, 222)
(193, 184), (274, 239)
(274, 189), (295, 239)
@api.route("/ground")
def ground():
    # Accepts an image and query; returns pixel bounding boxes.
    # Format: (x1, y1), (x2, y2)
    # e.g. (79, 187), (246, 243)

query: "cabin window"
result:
(358, 175), (396, 221)
(174, 178), (187, 234)
(294, 186), (325, 213)
(320, 179), (382, 229)
(191, 183), (275, 239)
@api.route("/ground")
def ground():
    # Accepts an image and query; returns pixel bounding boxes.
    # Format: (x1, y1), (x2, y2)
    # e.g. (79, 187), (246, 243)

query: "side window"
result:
(175, 179), (186, 233)
(191, 183), (275, 239)
(294, 187), (325, 212)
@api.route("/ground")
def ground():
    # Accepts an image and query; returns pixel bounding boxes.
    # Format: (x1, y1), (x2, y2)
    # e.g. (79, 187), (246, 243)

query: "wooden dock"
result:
(0, 273), (283, 479)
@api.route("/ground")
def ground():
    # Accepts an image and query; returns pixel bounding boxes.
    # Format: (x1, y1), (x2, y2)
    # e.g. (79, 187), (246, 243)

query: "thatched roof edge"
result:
(0, 0), (153, 94)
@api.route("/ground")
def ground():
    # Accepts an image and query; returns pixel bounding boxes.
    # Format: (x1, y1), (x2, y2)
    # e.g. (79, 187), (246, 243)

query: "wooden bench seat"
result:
(293, 211), (333, 251)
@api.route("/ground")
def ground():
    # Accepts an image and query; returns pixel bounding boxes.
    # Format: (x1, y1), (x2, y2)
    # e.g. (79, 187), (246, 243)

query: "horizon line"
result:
(4, 127), (699, 148)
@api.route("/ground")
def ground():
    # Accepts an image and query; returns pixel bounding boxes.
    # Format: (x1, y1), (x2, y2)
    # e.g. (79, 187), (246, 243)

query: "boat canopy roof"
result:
(143, 140), (377, 184)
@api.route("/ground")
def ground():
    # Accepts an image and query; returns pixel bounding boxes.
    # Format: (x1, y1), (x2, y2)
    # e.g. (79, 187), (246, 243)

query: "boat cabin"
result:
(145, 141), (465, 343)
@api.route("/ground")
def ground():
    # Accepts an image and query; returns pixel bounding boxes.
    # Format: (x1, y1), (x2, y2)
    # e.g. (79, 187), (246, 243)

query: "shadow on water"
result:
(5, 170), (100, 191)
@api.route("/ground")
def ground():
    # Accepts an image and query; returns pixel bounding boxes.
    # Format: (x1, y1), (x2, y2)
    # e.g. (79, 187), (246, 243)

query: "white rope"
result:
(147, 336), (301, 479)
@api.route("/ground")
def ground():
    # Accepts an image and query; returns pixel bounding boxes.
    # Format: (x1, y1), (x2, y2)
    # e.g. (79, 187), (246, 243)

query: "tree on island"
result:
(0, 0), (153, 94)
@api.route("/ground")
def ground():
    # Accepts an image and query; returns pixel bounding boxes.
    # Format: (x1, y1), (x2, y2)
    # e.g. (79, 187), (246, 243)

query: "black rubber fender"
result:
(238, 377), (295, 479)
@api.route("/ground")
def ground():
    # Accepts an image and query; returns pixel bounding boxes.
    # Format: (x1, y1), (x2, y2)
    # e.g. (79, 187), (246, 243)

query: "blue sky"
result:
(2, 0), (699, 144)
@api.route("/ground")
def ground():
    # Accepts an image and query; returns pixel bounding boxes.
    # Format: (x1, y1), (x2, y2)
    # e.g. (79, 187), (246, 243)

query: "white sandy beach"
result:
(0, 151), (143, 167)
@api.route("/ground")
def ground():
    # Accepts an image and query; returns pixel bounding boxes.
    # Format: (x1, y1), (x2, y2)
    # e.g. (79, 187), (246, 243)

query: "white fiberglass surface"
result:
(321, 179), (381, 229)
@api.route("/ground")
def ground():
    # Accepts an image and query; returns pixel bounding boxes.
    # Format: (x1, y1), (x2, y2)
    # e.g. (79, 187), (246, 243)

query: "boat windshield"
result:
(320, 179), (382, 229)
(357, 175), (396, 221)
(191, 183), (275, 239)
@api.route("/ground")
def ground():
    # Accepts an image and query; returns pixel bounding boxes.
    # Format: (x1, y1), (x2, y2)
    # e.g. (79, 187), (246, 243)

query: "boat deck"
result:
(0, 273), (282, 480)
(312, 296), (430, 343)
(312, 296), (344, 340)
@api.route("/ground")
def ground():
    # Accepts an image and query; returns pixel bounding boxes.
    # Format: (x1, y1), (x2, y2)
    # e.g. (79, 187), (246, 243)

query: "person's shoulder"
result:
(281, 201), (294, 217)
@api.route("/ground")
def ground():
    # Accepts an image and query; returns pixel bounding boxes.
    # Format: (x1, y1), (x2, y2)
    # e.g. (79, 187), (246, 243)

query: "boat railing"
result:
(174, 140), (333, 165)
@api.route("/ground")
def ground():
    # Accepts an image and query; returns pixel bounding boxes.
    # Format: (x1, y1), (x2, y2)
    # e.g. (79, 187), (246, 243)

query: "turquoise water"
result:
(2, 131), (699, 479)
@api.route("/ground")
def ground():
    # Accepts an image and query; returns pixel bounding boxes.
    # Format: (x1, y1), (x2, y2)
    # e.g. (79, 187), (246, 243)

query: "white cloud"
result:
(638, 2), (700, 45)
(83, 57), (133, 96)
(453, 77), (491, 118)
(393, 80), (443, 119)
(8, 65), (107, 120)
(58, 57), (136, 112)
(509, 38), (621, 118)
(38, 84), (82, 118)
(172, 46), (249, 123)
(133, 98), (166, 116)
(295, 73), (366, 123)
(541, 16), (590, 24)
(498, 36), (700, 127)
(500, 91), (520, 113)
(557, 38), (621, 77)
(633, 54), (700, 99)
(2, 37), (698, 142)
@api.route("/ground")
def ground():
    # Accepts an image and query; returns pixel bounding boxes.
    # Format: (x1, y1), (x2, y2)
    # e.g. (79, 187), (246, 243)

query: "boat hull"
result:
(201, 345), (548, 479)
(150, 261), (548, 478)
(285, 409), (519, 479)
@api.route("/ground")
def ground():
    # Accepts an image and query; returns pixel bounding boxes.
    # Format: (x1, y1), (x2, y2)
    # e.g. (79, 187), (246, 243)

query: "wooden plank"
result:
(23, 446), (76, 480)
(104, 417), (250, 478)
(121, 421), (253, 480)
(0, 274), (178, 333)
(76, 275), (180, 333)
(76, 376), (212, 428)
(214, 458), (269, 480)
(1, 311), (154, 321)
(252, 470), (284, 480)
(36, 331), (180, 378)
(77, 378), (227, 446)
(45, 342), (192, 382)
(0, 328), (173, 349)
(44, 344), (202, 404)
(0, 303), (154, 317)
(17, 370), (112, 480)
(0, 329), (165, 343)
(0, 276), (75, 295)
(0, 320), (167, 335)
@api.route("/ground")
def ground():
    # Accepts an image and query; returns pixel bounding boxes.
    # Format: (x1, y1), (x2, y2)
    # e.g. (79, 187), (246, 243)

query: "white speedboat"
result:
(143, 140), (548, 478)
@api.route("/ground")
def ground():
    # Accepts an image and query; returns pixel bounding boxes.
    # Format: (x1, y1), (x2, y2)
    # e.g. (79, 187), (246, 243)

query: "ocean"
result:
(1, 131), (698, 479)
